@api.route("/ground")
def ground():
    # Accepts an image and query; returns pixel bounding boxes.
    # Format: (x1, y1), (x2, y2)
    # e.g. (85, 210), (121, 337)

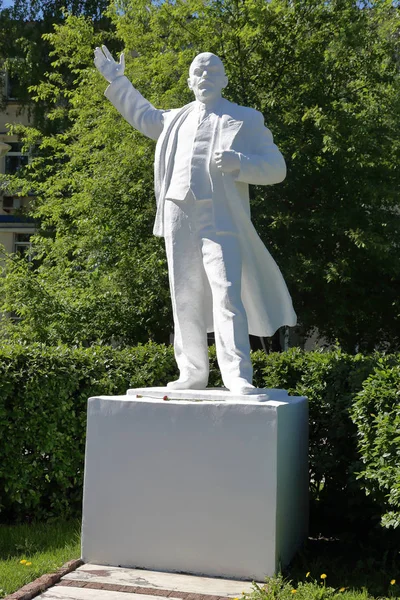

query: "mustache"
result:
(198, 79), (214, 87)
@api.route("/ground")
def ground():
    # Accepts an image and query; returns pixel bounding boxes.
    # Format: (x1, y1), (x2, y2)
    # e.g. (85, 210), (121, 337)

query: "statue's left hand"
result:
(214, 150), (241, 174)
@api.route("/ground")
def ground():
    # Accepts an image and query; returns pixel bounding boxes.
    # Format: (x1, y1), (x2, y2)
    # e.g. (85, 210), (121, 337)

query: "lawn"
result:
(0, 519), (80, 597)
(0, 520), (398, 600)
(274, 533), (399, 600)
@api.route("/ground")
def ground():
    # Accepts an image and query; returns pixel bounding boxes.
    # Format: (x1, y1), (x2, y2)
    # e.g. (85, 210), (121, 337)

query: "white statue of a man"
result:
(94, 46), (297, 394)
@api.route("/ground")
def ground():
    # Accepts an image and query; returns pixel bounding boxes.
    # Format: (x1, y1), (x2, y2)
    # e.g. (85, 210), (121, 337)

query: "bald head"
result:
(188, 52), (228, 104)
(189, 53), (225, 76)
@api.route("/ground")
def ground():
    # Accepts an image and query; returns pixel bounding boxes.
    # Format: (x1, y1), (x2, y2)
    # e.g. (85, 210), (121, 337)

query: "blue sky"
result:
(1, 0), (14, 7)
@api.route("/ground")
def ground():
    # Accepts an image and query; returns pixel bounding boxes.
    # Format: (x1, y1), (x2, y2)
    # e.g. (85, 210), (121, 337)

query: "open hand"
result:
(214, 150), (240, 174)
(94, 45), (125, 83)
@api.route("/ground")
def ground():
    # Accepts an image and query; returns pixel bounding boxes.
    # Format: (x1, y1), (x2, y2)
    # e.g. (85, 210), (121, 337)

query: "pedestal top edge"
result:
(88, 387), (307, 405)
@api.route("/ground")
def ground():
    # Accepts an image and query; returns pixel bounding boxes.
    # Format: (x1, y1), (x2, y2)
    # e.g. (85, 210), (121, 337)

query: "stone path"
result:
(7, 563), (258, 600)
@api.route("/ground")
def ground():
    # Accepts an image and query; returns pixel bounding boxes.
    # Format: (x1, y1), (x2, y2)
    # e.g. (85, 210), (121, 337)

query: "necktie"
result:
(198, 105), (207, 124)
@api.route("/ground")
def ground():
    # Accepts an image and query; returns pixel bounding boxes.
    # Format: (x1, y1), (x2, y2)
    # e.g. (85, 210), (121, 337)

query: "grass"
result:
(0, 520), (398, 600)
(250, 533), (400, 600)
(243, 575), (397, 600)
(0, 519), (80, 598)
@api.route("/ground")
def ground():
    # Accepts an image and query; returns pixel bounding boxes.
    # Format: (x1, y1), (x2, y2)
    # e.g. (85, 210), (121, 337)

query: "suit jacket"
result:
(105, 76), (297, 336)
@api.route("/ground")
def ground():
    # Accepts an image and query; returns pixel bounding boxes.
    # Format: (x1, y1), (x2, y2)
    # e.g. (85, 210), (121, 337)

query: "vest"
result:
(165, 107), (218, 201)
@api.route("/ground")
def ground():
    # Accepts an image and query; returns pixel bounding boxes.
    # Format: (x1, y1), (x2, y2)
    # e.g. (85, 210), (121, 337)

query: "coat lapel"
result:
(153, 102), (196, 236)
(218, 114), (243, 150)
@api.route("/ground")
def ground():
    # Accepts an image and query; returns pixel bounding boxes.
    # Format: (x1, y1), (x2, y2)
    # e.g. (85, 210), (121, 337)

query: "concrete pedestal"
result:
(82, 389), (308, 581)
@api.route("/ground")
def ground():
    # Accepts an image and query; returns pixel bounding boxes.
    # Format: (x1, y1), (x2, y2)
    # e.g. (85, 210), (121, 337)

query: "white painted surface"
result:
(82, 394), (308, 580)
(94, 47), (296, 393)
(64, 564), (257, 595)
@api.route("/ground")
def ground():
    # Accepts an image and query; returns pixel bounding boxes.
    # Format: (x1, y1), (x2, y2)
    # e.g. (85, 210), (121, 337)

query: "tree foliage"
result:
(1, 14), (171, 345)
(0, 0), (110, 126)
(350, 357), (400, 529)
(1, 0), (400, 350)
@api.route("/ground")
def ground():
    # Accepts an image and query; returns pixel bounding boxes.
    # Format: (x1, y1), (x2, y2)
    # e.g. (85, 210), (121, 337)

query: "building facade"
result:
(0, 70), (35, 262)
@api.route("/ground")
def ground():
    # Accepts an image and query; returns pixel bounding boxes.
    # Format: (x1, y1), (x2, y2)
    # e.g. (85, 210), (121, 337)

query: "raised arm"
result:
(94, 46), (164, 141)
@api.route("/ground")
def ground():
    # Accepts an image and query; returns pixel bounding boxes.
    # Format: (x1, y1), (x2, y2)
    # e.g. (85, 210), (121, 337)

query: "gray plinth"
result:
(82, 389), (308, 580)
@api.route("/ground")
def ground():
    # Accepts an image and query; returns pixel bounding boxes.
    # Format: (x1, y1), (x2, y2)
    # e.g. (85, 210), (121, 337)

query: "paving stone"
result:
(57, 560), (84, 577)
(82, 582), (108, 590)
(37, 588), (130, 599)
(132, 587), (171, 597)
(184, 593), (206, 600)
(37, 588), (184, 600)
(63, 565), (257, 596)
(7, 562), (256, 600)
(5, 574), (58, 600)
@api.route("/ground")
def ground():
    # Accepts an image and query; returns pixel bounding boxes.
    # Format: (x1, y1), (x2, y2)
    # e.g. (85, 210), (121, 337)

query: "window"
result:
(2, 196), (21, 212)
(14, 233), (32, 258)
(5, 70), (19, 100)
(2, 60), (22, 101)
(5, 142), (29, 175)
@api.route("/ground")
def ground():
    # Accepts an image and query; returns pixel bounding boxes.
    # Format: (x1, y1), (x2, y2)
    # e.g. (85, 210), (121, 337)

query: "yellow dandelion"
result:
(390, 580), (396, 586)
(291, 590), (297, 594)
(306, 572), (310, 577)
(25, 562), (32, 566)
(19, 559), (27, 565)
(339, 588), (346, 593)
(320, 574), (327, 580)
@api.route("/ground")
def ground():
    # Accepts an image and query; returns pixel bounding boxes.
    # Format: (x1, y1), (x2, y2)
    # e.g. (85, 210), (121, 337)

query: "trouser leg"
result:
(201, 233), (253, 389)
(164, 199), (209, 385)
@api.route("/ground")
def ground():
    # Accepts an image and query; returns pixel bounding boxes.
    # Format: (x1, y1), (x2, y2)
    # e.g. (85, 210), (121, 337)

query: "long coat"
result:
(105, 76), (297, 336)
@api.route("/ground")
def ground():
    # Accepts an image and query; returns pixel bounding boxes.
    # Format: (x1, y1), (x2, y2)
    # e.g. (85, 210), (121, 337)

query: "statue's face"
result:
(188, 53), (228, 103)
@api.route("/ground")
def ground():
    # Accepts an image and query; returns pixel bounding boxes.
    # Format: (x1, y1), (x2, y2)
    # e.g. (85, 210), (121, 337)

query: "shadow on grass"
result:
(286, 529), (399, 597)
(0, 519), (81, 560)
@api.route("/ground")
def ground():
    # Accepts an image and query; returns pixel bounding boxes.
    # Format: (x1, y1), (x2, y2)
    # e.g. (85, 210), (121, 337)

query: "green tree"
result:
(1, 0), (399, 350)
(0, 0), (110, 127)
(1, 14), (171, 345)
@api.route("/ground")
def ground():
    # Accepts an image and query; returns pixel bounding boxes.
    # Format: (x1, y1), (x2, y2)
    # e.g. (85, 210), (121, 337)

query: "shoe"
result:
(227, 378), (256, 395)
(167, 377), (208, 390)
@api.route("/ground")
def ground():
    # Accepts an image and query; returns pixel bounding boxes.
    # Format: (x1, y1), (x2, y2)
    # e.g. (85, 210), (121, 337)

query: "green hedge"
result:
(0, 343), (398, 533)
(250, 348), (382, 533)
(0, 342), (177, 523)
(350, 357), (400, 529)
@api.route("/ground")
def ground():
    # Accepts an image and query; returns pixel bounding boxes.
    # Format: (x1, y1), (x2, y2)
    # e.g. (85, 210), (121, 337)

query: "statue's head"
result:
(188, 52), (228, 104)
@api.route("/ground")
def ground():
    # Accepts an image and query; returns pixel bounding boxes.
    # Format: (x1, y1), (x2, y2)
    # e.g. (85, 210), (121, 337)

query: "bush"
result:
(0, 343), (398, 533)
(350, 358), (400, 529)
(251, 348), (382, 533)
(0, 342), (177, 522)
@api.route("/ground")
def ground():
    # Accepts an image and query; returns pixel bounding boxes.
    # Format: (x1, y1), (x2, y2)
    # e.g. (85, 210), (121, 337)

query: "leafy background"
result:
(0, 0), (399, 352)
